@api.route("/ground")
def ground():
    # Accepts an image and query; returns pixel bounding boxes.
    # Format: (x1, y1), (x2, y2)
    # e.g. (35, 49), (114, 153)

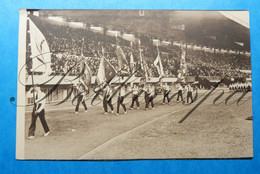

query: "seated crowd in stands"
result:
(26, 15), (251, 80)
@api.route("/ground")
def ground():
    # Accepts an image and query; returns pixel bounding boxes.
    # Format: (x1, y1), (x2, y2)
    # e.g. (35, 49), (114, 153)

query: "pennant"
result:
(153, 46), (165, 78)
(178, 45), (188, 82)
(116, 45), (129, 75)
(129, 52), (136, 74)
(97, 56), (105, 84)
(79, 58), (92, 88)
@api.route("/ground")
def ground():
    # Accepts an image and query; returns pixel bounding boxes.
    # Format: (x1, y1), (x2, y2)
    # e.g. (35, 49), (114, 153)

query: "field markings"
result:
(25, 106), (75, 113)
(78, 105), (195, 159)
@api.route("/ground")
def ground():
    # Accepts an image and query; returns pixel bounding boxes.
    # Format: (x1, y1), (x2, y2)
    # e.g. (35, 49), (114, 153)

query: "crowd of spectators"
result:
(26, 15), (251, 80)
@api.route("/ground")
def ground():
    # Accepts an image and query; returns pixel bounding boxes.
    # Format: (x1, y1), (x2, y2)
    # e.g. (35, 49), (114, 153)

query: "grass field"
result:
(24, 88), (253, 160)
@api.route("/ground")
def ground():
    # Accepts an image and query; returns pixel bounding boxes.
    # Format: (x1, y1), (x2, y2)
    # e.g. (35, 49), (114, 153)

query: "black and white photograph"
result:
(16, 9), (252, 160)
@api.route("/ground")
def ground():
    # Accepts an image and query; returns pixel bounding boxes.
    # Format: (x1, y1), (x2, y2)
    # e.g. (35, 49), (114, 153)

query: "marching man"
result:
(116, 85), (127, 115)
(177, 83), (184, 102)
(103, 84), (114, 114)
(145, 85), (155, 110)
(130, 84), (140, 110)
(75, 83), (88, 113)
(142, 84), (149, 109)
(186, 84), (194, 104)
(162, 83), (171, 104)
(27, 85), (50, 139)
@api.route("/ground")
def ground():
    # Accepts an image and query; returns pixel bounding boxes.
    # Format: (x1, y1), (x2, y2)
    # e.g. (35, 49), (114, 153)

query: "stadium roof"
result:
(39, 10), (251, 51)
(220, 11), (249, 29)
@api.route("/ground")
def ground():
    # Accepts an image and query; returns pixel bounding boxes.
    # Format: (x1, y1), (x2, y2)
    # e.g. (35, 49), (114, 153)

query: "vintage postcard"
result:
(16, 9), (252, 160)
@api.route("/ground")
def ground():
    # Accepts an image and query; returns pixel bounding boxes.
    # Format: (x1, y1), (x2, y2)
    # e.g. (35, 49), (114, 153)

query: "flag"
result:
(153, 46), (164, 78)
(116, 45), (129, 75)
(104, 58), (117, 83)
(79, 58), (92, 88)
(79, 46), (92, 88)
(97, 56), (105, 84)
(28, 18), (51, 74)
(96, 55), (117, 85)
(178, 45), (188, 82)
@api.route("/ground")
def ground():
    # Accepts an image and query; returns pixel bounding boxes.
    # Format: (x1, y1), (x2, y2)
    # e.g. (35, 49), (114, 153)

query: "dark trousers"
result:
(177, 90), (183, 101)
(130, 94), (140, 108)
(103, 95), (114, 112)
(117, 96), (126, 113)
(144, 92), (149, 107)
(163, 91), (170, 103)
(28, 109), (49, 136)
(187, 91), (193, 103)
(75, 95), (87, 112)
(145, 96), (154, 109)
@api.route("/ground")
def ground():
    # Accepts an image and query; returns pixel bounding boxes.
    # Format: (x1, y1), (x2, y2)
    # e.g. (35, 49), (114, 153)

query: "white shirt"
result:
(148, 87), (155, 97)
(27, 89), (46, 112)
(164, 85), (170, 92)
(132, 87), (139, 95)
(120, 87), (126, 96)
(186, 85), (193, 92)
(106, 87), (113, 96)
(115, 86), (126, 97)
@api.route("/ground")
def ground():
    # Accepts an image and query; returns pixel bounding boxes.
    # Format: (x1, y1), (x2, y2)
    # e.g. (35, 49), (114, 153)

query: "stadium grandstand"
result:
(25, 10), (251, 104)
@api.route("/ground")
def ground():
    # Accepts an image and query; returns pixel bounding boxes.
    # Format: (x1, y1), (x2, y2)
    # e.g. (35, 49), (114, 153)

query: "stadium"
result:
(18, 10), (252, 159)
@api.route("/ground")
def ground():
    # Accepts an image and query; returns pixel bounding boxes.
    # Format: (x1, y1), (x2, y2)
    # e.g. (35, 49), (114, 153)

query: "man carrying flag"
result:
(75, 84), (88, 114)
(96, 47), (117, 113)
(162, 83), (171, 104)
(103, 84), (114, 114)
(130, 84), (140, 110)
(27, 85), (50, 139)
(26, 15), (52, 139)
(116, 84), (127, 115)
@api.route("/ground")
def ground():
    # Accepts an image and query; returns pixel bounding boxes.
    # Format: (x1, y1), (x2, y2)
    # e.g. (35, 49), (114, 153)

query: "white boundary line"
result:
(25, 106), (75, 113)
(78, 105), (194, 159)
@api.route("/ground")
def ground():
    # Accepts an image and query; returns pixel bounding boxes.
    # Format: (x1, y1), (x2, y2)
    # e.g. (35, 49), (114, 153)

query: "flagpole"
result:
(28, 15), (37, 114)
(116, 35), (121, 84)
(31, 71), (37, 113)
